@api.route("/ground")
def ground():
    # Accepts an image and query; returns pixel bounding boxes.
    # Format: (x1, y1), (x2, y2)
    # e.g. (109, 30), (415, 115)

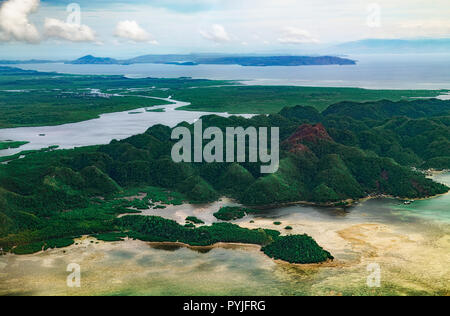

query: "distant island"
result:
(335, 38), (450, 54)
(68, 55), (120, 65)
(2, 38), (449, 67)
(68, 54), (356, 67)
(0, 54), (356, 67)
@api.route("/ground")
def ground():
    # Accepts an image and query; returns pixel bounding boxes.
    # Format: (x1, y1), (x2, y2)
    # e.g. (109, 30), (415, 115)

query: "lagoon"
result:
(1, 174), (448, 296)
(0, 54), (449, 296)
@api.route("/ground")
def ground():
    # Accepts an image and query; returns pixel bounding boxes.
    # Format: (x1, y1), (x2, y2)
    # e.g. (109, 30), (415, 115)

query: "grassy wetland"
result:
(0, 66), (449, 296)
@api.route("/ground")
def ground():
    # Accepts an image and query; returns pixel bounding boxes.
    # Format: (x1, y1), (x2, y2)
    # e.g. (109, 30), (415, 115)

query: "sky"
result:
(0, 0), (449, 59)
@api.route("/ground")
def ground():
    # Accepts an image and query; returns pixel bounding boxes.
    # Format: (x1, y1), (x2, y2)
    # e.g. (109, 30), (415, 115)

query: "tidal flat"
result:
(1, 175), (448, 296)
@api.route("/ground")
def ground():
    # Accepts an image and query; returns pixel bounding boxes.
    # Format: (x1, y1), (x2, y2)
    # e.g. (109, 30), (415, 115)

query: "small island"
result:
(213, 206), (258, 221)
(186, 216), (205, 225)
(262, 235), (334, 264)
(117, 216), (333, 264)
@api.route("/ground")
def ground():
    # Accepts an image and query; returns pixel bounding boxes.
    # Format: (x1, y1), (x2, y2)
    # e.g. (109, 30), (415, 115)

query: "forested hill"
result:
(67, 54), (356, 67)
(0, 98), (449, 256)
(69, 55), (119, 65)
(191, 56), (356, 66)
(2, 55), (355, 67)
(320, 99), (450, 120)
(0, 98), (448, 209)
(281, 99), (450, 169)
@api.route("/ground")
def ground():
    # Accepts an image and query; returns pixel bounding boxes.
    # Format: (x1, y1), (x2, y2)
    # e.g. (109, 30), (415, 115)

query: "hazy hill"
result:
(65, 54), (356, 67)
(334, 39), (450, 54)
(67, 55), (120, 65)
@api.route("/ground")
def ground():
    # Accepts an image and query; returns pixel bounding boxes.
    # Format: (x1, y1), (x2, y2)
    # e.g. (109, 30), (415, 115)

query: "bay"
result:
(10, 54), (450, 90)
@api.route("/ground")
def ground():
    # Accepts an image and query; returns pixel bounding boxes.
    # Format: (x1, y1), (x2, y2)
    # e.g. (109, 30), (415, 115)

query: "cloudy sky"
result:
(0, 0), (449, 59)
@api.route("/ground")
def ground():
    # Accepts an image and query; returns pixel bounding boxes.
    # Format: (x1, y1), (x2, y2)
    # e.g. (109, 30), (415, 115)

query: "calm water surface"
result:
(1, 174), (448, 296)
(10, 54), (450, 90)
(2, 54), (450, 157)
(0, 54), (449, 295)
(0, 98), (253, 157)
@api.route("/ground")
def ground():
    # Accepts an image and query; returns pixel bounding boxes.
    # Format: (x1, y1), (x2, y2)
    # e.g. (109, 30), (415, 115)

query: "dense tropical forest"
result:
(1, 94), (449, 260)
(0, 66), (449, 263)
(141, 85), (447, 113)
(214, 206), (260, 221)
(0, 141), (28, 150)
(0, 67), (225, 128)
(0, 66), (446, 128)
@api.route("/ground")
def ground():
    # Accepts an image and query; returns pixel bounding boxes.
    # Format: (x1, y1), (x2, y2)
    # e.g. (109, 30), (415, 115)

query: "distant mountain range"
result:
(1, 38), (448, 66)
(66, 54), (356, 66)
(334, 38), (450, 53)
(0, 59), (63, 64)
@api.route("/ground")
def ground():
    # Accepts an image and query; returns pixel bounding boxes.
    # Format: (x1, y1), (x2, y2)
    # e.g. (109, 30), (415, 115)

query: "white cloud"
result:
(200, 24), (231, 43)
(44, 18), (96, 42)
(0, 0), (40, 43)
(1, 0), (449, 55)
(397, 20), (450, 37)
(115, 20), (157, 44)
(278, 27), (319, 44)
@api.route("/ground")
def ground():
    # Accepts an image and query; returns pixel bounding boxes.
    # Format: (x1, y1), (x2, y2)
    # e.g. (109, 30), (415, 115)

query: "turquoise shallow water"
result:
(1, 53), (449, 295)
(389, 173), (450, 224)
(0, 174), (449, 296)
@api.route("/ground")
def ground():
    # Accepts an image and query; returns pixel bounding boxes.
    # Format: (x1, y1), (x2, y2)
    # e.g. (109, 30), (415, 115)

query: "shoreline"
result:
(2, 174), (448, 260)
(1, 192), (449, 296)
(147, 241), (340, 268)
(425, 169), (450, 176)
(251, 172), (450, 210)
(1, 237), (340, 268)
(8, 62), (450, 90)
(250, 191), (450, 210)
(1, 212), (448, 296)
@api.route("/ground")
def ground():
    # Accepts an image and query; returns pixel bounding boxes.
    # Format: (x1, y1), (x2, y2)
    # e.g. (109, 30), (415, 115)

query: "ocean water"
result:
(10, 54), (450, 90)
(0, 55), (449, 296)
(2, 53), (450, 157)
